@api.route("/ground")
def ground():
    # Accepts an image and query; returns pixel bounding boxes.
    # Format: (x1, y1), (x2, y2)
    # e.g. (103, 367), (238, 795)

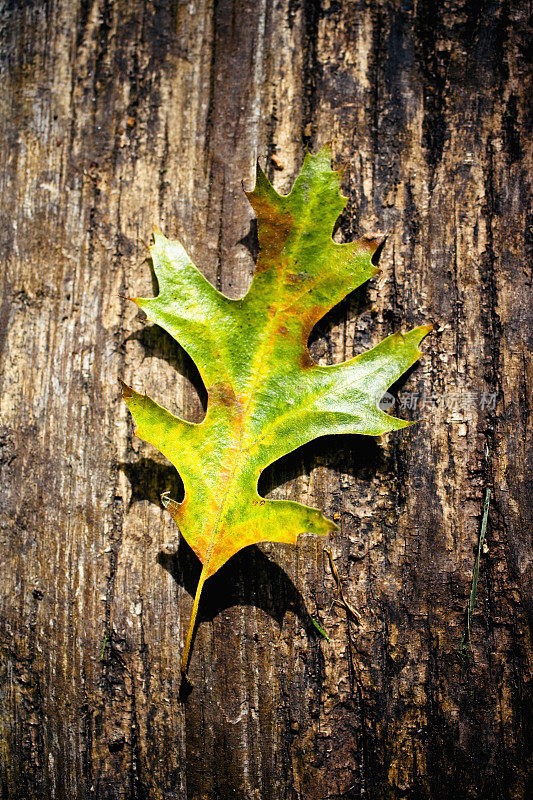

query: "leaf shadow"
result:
(258, 432), (385, 497)
(157, 539), (321, 638)
(120, 457), (185, 506)
(119, 452), (328, 641)
(166, 531), (328, 699)
(118, 429), (388, 658)
(237, 217), (259, 261)
(125, 325), (208, 415)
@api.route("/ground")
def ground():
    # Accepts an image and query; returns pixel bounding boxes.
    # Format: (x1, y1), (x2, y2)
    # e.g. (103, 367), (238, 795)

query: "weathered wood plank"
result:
(0, 1), (531, 798)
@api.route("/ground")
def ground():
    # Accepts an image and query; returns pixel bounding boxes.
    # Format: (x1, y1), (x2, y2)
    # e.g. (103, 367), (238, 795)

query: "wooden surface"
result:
(0, 1), (531, 798)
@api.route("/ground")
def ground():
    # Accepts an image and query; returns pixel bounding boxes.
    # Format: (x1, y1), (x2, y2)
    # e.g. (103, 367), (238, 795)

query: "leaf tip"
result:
(309, 142), (333, 160)
(247, 156), (266, 187)
(358, 232), (387, 265)
(115, 294), (140, 307)
(149, 226), (167, 256)
(118, 377), (133, 399)
(310, 616), (330, 641)
(325, 517), (340, 533)
(398, 418), (418, 429)
(413, 323), (434, 357)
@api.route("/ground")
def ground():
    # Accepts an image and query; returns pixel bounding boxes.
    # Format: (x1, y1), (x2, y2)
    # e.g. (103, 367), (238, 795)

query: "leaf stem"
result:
(180, 564), (208, 675)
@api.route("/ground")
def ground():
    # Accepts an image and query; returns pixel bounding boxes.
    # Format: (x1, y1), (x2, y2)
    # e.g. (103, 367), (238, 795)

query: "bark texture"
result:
(0, 1), (531, 798)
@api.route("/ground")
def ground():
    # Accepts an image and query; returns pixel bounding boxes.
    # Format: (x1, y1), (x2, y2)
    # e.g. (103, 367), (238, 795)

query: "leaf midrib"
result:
(197, 196), (327, 573)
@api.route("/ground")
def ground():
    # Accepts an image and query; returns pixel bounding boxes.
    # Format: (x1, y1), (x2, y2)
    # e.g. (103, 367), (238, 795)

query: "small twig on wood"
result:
(325, 548), (361, 623)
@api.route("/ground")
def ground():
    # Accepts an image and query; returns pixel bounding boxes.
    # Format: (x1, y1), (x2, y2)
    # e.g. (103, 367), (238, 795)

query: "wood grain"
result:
(0, 1), (531, 798)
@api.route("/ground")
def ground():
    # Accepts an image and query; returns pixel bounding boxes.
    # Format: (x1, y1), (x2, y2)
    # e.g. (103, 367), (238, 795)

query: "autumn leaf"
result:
(121, 147), (431, 674)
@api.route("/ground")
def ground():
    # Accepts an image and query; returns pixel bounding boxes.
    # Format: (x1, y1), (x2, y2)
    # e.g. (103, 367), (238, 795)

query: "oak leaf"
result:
(121, 148), (431, 674)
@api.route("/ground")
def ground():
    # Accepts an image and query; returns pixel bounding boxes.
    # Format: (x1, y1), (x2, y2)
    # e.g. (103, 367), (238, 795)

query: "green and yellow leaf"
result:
(121, 147), (431, 673)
